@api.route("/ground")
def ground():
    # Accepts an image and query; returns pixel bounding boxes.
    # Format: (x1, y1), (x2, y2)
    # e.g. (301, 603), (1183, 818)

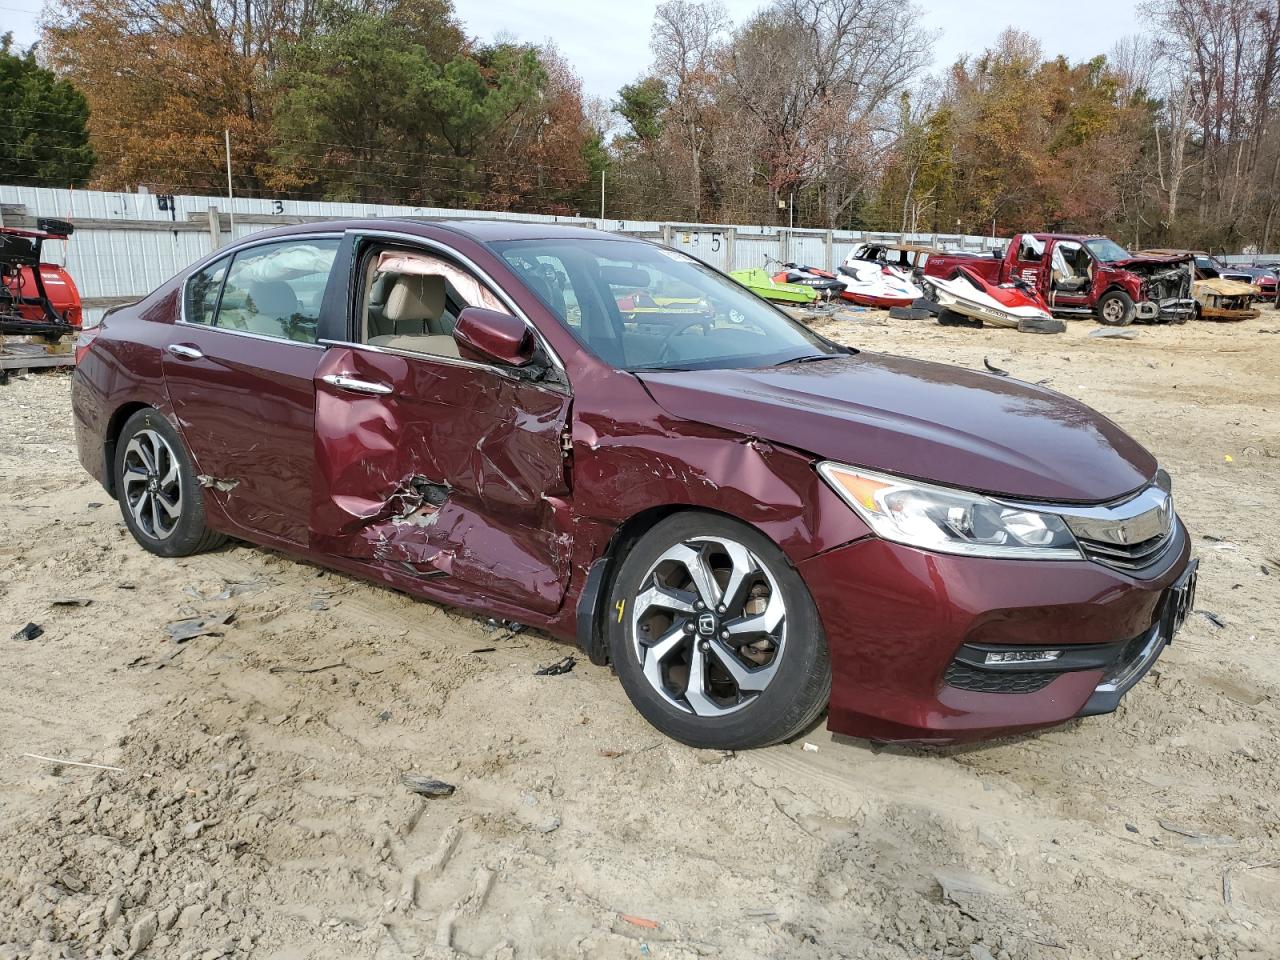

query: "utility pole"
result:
(789, 191), (795, 230)
(600, 169), (605, 221)
(224, 130), (235, 234)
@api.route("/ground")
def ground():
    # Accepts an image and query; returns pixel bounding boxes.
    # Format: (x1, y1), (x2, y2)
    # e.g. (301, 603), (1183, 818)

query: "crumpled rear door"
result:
(311, 346), (573, 614)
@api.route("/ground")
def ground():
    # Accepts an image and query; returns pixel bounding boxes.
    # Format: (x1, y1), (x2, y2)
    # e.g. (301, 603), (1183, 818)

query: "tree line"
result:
(8, 0), (1280, 251)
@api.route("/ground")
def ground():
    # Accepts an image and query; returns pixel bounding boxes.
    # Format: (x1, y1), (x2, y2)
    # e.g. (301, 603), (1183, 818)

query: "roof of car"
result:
(396, 218), (629, 243)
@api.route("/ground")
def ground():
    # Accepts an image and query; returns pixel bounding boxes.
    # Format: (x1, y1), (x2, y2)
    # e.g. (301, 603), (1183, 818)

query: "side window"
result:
(1017, 236), (1045, 263)
(215, 238), (340, 343)
(184, 258), (228, 326)
(359, 246), (509, 359)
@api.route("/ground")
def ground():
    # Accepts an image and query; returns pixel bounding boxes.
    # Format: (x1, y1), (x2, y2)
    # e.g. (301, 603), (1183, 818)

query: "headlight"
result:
(817, 463), (1081, 560)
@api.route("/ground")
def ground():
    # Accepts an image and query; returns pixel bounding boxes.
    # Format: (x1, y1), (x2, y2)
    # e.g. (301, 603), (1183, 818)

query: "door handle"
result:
(321, 374), (394, 396)
(166, 343), (204, 360)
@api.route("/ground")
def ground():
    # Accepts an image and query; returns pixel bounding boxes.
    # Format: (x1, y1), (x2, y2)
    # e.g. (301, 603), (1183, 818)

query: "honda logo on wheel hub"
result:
(697, 613), (716, 636)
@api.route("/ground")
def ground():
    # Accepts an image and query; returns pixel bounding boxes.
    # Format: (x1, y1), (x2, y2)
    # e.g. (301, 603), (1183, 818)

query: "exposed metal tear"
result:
(197, 474), (239, 493)
(388, 475), (451, 527)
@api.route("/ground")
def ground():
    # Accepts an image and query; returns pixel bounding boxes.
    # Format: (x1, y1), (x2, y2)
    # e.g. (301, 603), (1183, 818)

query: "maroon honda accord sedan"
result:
(71, 219), (1196, 748)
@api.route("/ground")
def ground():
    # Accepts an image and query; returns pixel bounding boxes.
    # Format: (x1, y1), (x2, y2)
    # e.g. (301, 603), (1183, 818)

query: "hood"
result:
(1196, 277), (1259, 296)
(1110, 254), (1191, 271)
(637, 354), (1156, 503)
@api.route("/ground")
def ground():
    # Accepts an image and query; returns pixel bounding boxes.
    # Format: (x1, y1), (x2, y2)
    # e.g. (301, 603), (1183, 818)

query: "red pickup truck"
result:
(924, 234), (1195, 326)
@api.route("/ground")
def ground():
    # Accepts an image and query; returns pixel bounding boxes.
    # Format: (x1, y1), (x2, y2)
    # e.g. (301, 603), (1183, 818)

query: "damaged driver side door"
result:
(310, 236), (574, 615)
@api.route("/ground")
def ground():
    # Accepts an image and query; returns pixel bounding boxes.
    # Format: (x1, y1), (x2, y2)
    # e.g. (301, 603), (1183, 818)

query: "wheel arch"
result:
(101, 401), (156, 499)
(575, 502), (804, 666)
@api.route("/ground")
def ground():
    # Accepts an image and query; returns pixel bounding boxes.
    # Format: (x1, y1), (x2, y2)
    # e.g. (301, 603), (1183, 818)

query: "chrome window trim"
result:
(177, 232), (345, 346)
(348, 228), (568, 382)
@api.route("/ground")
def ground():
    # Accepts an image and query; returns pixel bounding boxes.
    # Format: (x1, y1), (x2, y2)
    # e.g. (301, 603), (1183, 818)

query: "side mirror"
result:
(453, 307), (535, 368)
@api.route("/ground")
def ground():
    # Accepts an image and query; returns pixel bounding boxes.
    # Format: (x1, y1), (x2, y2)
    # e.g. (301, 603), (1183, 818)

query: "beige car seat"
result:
(368, 274), (459, 357)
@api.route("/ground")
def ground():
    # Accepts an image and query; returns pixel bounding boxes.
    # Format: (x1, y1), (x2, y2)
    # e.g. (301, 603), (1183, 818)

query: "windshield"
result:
(1083, 238), (1132, 262)
(491, 238), (843, 371)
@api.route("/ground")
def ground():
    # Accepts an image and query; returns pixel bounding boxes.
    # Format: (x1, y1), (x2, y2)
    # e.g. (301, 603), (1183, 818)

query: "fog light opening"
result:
(984, 649), (1062, 665)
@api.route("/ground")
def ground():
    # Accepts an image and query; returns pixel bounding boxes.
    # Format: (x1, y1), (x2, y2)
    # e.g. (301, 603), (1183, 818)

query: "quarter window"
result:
(184, 258), (228, 326)
(212, 239), (340, 343)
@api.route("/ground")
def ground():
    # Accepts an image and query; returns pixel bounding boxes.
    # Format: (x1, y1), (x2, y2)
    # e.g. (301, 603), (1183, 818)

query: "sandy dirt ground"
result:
(1, 312), (1278, 960)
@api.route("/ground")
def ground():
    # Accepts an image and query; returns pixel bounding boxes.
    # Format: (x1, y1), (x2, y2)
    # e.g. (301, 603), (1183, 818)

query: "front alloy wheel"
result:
(631, 537), (786, 716)
(609, 513), (830, 749)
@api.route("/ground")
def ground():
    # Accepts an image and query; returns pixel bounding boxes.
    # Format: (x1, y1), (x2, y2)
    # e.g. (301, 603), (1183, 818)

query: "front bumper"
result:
(1136, 298), (1196, 323)
(798, 521), (1193, 744)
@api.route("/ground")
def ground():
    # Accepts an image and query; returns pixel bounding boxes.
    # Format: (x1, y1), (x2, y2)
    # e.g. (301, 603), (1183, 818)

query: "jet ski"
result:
(921, 267), (1053, 328)
(771, 262), (847, 301)
(834, 259), (922, 308)
(730, 267), (818, 304)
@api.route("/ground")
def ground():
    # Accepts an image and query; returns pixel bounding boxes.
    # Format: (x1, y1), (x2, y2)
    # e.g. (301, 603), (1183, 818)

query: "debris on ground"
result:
(534, 655), (576, 676)
(11, 622), (43, 641)
(1089, 327), (1139, 339)
(21, 752), (124, 773)
(163, 611), (234, 643)
(982, 357), (1010, 377)
(1195, 609), (1226, 629)
(401, 773), (456, 798)
(49, 597), (92, 607)
(618, 913), (660, 930)
(183, 579), (268, 602)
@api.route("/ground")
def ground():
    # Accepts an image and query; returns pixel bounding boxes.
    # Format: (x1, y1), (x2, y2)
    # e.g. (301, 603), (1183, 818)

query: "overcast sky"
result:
(3, 0), (1145, 98)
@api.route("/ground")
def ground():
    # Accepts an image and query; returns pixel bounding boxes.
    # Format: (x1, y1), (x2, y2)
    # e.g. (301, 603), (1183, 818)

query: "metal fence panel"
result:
(666, 228), (731, 271)
(2, 185), (1023, 324)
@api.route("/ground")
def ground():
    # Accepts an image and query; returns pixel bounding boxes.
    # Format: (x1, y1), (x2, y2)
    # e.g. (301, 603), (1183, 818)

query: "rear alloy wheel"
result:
(1096, 289), (1135, 326)
(608, 513), (830, 749)
(114, 408), (226, 557)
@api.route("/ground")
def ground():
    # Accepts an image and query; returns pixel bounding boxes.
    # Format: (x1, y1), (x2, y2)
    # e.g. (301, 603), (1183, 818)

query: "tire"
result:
(1096, 289), (1135, 326)
(912, 297), (942, 316)
(1017, 317), (1066, 334)
(889, 306), (934, 321)
(113, 407), (226, 558)
(607, 512), (830, 750)
(938, 309), (983, 328)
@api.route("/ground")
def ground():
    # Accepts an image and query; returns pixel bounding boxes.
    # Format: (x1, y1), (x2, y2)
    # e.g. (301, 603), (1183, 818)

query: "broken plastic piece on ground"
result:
(802, 742), (819, 752)
(618, 913), (660, 930)
(982, 357), (1010, 377)
(1195, 609), (1226, 629)
(470, 647), (497, 654)
(401, 773), (456, 798)
(164, 611), (234, 643)
(535, 655), (576, 676)
(50, 597), (92, 607)
(1089, 327), (1139, 339)
(12, 622), (43, 641)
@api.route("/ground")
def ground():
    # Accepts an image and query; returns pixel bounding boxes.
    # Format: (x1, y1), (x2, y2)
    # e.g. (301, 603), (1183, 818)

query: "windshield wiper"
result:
(775, 353), (840, 366)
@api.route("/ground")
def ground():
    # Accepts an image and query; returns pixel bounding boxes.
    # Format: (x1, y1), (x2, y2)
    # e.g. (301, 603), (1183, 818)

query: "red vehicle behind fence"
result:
(924, 234), (1195, 326)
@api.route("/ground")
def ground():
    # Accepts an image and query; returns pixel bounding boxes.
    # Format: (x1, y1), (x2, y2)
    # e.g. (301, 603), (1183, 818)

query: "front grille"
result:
(1056, 483), (1177, 572)
(943, 661), (1057, 694)
(1074, 530), (1176, 570)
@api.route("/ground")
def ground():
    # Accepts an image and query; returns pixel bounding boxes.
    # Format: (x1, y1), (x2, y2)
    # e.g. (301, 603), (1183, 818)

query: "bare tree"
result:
(651, 0), (728, 219)
(720, 0), (934, 225)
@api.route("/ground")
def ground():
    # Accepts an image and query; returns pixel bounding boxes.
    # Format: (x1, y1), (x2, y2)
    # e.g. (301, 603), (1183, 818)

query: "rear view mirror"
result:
(453, 307), (535, 368)
(599, 265), (651, 288)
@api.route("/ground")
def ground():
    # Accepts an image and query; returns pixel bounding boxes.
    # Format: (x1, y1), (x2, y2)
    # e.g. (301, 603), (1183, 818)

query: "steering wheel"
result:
(657, 318), (715, 362)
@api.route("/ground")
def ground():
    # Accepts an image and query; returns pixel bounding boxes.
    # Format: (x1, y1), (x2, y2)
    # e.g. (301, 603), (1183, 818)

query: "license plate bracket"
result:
(1161, 558), (1198, 640)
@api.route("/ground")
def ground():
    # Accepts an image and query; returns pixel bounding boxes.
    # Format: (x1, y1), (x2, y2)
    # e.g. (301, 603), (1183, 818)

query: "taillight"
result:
(74, 327), (98, 365)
